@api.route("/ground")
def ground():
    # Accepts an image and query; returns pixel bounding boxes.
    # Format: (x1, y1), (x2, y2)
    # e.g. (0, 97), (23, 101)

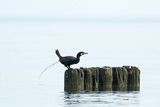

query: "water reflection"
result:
(64, 91), (140, 107)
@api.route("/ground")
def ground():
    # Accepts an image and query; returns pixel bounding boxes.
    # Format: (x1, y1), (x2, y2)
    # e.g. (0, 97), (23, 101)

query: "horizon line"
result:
(0, 16), (160, 23)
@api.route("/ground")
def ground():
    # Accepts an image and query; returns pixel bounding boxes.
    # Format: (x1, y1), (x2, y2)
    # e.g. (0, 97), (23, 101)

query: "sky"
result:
(0, 0), (160, 19)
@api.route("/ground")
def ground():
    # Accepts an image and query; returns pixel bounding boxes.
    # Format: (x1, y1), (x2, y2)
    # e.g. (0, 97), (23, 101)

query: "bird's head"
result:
(77, 51), (88, 58)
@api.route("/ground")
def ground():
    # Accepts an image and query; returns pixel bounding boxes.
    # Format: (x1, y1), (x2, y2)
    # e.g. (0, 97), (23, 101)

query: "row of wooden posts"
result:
(64, 66), (140, 93)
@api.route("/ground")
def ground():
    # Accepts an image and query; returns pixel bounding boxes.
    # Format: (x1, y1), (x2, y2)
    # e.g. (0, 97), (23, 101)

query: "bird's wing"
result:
(60, 56), (76, 64)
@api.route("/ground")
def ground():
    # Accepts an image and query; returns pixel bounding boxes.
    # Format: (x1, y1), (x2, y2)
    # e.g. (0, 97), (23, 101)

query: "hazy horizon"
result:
(1, 0), (160, 19)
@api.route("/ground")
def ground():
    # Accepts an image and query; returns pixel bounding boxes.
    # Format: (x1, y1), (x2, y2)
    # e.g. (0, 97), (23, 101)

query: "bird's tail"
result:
(55, 49), (61, 58)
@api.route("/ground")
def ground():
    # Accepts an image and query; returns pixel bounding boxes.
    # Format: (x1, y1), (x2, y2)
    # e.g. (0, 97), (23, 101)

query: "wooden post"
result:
(64, 69), (84, 93)
(91, 67), (99, 91)
(124, 66), (140, 91)
(112, 67), (128, 91)
(99, 67), (112, 91)
(83, 68), (93, 91)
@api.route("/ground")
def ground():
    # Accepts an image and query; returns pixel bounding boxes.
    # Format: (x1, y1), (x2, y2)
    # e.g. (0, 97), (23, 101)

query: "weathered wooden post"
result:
(91, 67), (99, 91)
(64, 68), (84, 93)
(64, 66), (140, 93)
(124, 66), (140, 91)
(112, 67), (128, 91)
(99, 67), (112, 91)
(83, 68), (93, 91)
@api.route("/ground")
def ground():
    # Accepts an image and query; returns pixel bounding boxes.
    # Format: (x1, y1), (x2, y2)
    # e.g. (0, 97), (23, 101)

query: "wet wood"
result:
(64, 66), (140, 93)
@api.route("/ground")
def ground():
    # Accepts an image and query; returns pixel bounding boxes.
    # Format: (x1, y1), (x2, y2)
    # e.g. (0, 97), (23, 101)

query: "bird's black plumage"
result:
(55, 49), (87, 68)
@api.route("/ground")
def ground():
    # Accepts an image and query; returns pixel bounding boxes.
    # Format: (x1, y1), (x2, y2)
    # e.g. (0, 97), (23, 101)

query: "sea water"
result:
(0, 19), (160, 107)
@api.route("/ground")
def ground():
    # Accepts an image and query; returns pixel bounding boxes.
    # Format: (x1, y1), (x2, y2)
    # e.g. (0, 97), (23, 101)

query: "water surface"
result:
(0, 20), (160, 107)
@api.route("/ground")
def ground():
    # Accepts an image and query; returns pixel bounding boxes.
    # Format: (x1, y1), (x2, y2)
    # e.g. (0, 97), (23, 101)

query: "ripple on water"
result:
(63, 91), (140, 107)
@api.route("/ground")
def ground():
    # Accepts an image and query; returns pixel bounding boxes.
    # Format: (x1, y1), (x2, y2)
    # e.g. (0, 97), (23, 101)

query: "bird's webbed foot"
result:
(66, 66), (72, 70)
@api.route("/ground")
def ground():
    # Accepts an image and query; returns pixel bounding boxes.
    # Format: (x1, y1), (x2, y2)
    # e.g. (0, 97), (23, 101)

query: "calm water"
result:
(0, 19), (160, 107)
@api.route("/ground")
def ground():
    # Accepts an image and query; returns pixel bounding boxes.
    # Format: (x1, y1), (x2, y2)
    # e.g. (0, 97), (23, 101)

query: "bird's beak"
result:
(83, 52), (88, 55)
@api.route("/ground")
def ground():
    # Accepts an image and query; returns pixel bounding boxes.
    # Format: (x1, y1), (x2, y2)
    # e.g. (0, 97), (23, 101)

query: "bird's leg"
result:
(66, 66), (71, 69)
(65, 65), (69, 69)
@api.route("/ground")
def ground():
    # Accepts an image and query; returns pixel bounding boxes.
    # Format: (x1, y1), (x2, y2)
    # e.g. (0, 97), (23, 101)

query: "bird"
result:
(55, 49), (88, 68)
(38, 49), (87, 78)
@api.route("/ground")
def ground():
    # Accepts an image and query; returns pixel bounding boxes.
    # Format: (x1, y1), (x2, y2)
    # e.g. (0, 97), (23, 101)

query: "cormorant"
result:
(55, 49), (88, 68)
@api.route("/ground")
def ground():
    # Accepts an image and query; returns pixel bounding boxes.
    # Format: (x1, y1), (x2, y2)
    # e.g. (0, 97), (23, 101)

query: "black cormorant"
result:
(55, 49), (88, 68)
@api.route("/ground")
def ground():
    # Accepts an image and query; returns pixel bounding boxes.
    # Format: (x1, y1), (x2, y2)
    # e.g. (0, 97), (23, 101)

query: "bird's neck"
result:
(76, 55), (81, 61)
(75, 57), (80, 64)
(76, 55), (81, 59)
